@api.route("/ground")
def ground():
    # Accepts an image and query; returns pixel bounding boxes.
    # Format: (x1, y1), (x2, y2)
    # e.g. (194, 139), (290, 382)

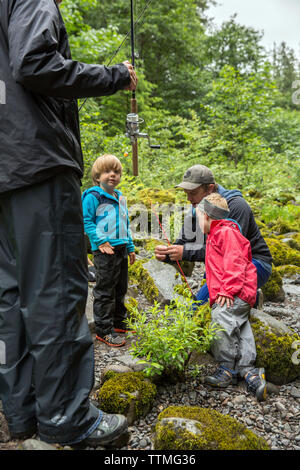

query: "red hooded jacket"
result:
(205, 220), (257, 307)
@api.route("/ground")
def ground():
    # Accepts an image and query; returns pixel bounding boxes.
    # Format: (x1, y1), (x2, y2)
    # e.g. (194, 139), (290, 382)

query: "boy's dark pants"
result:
(93, 246), (128, 336)
(0, 171), (100, 444)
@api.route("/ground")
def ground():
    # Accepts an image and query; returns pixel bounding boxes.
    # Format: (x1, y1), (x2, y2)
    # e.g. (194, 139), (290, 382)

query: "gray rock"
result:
(20, 439), (57, 451)
(275, 402), (286, 413)
(142, 259), (184, 305)
(232, 395), (246, 405)
(284, 284), (300, 297)
(290, 387), (300, 399)
(116, 352), (149, 373)
(250, 308), (300, 385)
(250, 309), (293, 336)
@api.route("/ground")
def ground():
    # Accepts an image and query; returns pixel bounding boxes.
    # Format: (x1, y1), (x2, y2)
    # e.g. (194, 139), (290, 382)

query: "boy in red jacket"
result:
(196, 193), (267, 402)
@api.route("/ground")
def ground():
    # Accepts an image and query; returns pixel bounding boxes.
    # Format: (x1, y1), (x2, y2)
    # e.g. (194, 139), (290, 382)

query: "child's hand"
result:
(215, 295), (234, 308)
(99, 242), (114, 255)
(129, 252), (136, 265)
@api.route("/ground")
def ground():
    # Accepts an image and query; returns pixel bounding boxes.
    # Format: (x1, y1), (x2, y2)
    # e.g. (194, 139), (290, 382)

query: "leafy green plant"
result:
(126, 297), (219, 381)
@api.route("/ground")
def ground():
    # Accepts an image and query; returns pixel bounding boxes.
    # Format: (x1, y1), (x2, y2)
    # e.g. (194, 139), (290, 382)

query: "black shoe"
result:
(204, 366), (238, 388)
(10, 426), (37, 440)
(244, 368), (267, 402)
(76, 413), (128, 448)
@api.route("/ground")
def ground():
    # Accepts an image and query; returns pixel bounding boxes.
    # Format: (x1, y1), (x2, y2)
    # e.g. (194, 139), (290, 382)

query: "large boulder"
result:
(97, 372), (156, 425)
(153, 406), (269, 450)
(266, 238), (300, 267)
(261, 266), (285, 302)
(138, 258), (184, 305)
(250, 309), (300, 385)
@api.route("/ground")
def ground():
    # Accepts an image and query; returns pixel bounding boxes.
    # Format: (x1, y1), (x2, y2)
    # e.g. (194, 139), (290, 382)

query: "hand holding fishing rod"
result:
(123, 60), (138, 91)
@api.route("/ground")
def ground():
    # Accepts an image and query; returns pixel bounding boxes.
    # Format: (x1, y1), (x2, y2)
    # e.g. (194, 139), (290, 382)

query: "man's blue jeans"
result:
(193, 259), (272, 308)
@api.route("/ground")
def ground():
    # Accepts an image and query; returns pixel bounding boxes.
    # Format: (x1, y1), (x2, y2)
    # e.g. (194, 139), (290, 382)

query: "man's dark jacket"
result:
(0, 0), (130, 194)
(172, 185), (273, 265)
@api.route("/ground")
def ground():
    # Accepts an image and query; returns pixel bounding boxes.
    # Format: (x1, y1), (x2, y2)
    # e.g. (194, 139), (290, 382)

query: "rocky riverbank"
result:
(1, 262), (299, 451)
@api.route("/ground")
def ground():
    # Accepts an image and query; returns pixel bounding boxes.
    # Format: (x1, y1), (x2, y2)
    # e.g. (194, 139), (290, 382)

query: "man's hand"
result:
(99, 242), (115, 255)
(129, 252), (136, 265)
(166, 245), (184, 261)
(154, 245), (169, 261)
(215, 295), (234, 308)
(123, 61), (138, 91)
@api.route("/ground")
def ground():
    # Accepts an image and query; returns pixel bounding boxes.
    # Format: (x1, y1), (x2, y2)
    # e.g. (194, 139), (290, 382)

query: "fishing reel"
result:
(125, 113), (160, 149)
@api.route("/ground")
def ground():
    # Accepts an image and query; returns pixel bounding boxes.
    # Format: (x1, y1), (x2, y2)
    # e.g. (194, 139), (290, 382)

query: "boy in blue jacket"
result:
(82, 154), (136, 347)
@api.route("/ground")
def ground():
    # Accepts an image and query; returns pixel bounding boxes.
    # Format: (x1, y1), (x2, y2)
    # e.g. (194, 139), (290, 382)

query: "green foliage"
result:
(60, 1), (300, 242)
(126, 298), (219, 380)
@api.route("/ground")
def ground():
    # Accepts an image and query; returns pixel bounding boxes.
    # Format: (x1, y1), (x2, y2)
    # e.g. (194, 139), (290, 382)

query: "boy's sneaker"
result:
(204, 365), (238, 388)
(96, 332), (126, 347)
(72, 413), (129, 448)
(244, 367), (267, 402)
(114, 325), (136, 334)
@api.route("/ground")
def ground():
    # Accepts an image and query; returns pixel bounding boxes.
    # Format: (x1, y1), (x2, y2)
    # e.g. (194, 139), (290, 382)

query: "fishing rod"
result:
(125, 0), (160, 176)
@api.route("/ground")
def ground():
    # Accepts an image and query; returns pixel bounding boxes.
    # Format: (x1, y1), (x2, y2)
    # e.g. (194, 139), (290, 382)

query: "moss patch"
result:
(277, 265), (300, 277)
(250, 317), (300, 385)
(97, 372), (157, 420)
(261, 266), (283, 301)
(154, 406), (269, 450)
(266, 238), (300, 266)
(128, 259), (159, 302)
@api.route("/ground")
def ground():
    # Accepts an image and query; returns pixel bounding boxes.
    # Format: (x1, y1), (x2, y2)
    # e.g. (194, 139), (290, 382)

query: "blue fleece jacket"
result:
(82, 186), (135, 253)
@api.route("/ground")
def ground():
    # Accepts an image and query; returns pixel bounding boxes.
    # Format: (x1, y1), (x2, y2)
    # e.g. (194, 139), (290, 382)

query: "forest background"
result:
(61, 0), (300, 236)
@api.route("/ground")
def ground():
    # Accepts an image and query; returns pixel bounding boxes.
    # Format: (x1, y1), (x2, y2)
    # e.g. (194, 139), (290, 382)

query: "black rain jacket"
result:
(0, 0), (130, 194)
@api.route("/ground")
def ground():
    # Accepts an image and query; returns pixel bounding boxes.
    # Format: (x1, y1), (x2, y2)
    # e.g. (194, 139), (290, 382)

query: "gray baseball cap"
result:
(175, 165), (215, 190)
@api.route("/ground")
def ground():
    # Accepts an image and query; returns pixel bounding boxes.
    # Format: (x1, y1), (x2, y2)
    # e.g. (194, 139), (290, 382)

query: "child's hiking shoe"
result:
(204, 365), (238, 388)
(96, 332), (126, 347)
(244, 368), (267, 402)
(114, 326), (136, 334)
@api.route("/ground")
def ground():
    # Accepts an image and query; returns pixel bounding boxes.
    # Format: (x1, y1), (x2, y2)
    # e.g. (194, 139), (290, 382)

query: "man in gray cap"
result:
(154, 164), (273, 306)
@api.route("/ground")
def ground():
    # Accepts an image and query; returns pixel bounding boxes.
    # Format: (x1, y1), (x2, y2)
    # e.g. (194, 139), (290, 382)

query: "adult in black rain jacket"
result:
(0, 0), (137, 447)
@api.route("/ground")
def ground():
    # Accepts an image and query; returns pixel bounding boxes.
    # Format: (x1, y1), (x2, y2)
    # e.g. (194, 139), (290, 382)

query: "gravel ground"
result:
(1, 264), (300, 451)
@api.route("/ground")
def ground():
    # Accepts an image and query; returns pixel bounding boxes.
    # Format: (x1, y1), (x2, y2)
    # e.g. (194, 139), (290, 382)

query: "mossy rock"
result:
(277, 265), (300, 278)
(279, 237), (300, 252)
(154, 406), (269, 450)
(250, 310), (300, 385)
(291, 233), (300, 251)
(265, 238), (300, 266)
(274, 192), (296, 205)
(269, 217), (299, 235)
(97, 372), (157, 425)
(261, 266), (285, 302)
(128, 259), (159, 302)
(136, 188), (177, 209)
(124, 296), (139, 314)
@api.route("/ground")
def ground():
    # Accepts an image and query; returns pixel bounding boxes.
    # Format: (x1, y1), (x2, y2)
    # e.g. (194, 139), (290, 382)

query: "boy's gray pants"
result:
(210, 297), (257, 377)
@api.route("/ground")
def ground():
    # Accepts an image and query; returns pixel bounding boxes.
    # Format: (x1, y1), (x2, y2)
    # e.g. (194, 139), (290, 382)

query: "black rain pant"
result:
(0, 170), (100, 444)
(92, 246), (128, 337)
